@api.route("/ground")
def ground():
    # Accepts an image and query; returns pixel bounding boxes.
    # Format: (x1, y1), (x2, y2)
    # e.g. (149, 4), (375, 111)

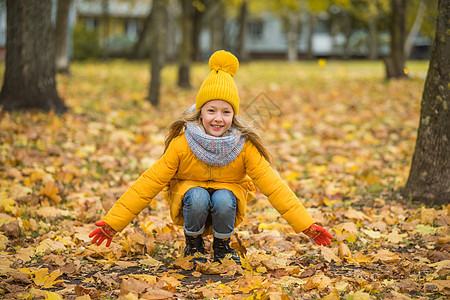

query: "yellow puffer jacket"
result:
(103, 134), (314, 234)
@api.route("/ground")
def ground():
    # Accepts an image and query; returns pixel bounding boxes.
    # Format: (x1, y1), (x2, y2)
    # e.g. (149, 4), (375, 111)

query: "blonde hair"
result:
(164, 109), (274, 165)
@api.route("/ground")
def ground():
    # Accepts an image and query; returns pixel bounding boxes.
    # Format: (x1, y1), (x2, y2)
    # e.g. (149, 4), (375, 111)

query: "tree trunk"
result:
(237, 0), (249, 62)
(367, 14), (378, 60)
(286, 12), (300, 62)
(306, 13), (316, 59)
(131, 9), (152, 59)
(342, 10), (352, 60)
(148, 0), (167, 107)
(101, 0), (109, 60)
(404, 0), (426, 59)
(403, 0), (449, 205)
(0, 0), (66, 113)
(385, 0), (408, 79)
(165, 0), (179, 62)
(209, 0), (225, 52)
(192, 3), (204, 62)
(178, 0), (193, 89)
(55, 0), (73, 74)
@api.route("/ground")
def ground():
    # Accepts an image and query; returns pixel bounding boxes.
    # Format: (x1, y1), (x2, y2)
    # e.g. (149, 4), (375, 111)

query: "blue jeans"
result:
(182, 187), (237, 239)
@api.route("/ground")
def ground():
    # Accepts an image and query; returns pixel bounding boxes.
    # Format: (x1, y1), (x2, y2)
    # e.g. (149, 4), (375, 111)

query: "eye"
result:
(208, 109), (215, 113)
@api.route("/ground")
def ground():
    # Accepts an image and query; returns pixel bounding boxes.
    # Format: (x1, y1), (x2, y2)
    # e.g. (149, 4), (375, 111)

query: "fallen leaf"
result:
(35, 238), (67, 254)
(20, 268), (65, 288)
(346, 290), (375, 299)
(15, 246), (34, 262)
(320, 246), (342, 263)
(334, 280), (349, 292)
(131, 274), (158, 285)
(115, 260), (139, 269)
(40, 181), (62, 204)
(423, 280), (450, 294)
(7, 269), (32, 284)
(302, 274), (333, 291)
(1, 219), (21, 238)
(0, 191), (15, 213)
(362, 229), (382, 239)
(192, 271), (202, 277)
(345, 207), (371, 221)
(172, 255), (194, 270)
(0, 233), (9, 250)
(141, 288), (173, 299)
(388, 291), (415, 300)
(338, 242), (352, 259)
(140, 257), (163, 269)
(415, 224), (437, 235)
(371, 249), (401, 264)
(36, 206), (71, 220)
(120, 277), (151, 296)
(273, 276), (306, 287)
(322, 290), (340, 300)
(384, 228), (408, 243)
(397, 278), (420, 293)
(421, 206), (437, 225)
(45, 291), (63, 300)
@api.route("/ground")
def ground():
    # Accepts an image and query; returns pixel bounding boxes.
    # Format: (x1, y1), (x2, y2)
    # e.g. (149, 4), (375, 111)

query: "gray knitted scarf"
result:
(184, 122), (246, 166)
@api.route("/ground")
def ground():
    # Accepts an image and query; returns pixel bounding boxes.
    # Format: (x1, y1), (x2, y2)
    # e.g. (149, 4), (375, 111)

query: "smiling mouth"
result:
(211, 125), (223, 129)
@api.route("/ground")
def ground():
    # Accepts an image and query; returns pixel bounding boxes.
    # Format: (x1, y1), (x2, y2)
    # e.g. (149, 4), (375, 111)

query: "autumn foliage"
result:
(0, 60), (448, 299)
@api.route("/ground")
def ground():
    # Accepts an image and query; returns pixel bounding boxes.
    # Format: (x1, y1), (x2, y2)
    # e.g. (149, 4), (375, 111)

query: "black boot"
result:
(213, 237), (241, 264)
(184, 234), (207, 264)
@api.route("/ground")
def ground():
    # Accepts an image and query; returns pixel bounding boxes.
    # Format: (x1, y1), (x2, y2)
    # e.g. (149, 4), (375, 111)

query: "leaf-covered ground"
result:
(0, 60), (448, 299)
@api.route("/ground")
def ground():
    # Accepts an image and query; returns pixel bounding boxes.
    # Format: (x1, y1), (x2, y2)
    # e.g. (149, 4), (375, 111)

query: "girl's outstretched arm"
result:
(89, 136), (183, 246)
(245, 142), (333, 246)
(244, 142), (314, 233)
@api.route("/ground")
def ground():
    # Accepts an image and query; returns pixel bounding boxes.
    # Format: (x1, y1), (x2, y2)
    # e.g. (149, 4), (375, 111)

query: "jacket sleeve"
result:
(103, 139), (181, 232)
(244, 142), (314, 233)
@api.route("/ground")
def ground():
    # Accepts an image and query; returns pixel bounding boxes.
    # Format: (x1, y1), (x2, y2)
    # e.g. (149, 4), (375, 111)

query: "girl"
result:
(89, 50), (333, 264)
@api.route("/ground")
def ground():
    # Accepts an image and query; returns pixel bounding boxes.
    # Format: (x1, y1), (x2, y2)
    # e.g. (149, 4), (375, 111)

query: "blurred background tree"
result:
(0, 0), (66, 112)
(148, 0), (167, 106)
(55, 0), (74, 74)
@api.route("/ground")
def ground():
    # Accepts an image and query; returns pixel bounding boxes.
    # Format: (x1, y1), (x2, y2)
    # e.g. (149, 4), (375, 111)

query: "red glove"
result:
(303, 224), (333, 246)
(89, 221), (116, 247)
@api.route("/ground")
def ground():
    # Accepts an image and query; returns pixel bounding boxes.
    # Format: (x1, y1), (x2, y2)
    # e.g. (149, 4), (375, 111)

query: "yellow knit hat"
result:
(196, 50), (240, 115)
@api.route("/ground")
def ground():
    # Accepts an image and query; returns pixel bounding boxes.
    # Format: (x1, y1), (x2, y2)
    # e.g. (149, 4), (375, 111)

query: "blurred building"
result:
(74, 0), (150, 57)
(0, 0), (431, 61)
(75, 0), (150, 40)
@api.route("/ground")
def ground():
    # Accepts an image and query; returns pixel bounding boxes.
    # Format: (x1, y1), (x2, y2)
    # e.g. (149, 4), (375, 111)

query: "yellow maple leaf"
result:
(20, 268), (65, 288)
(131, 274), (158, 284)
(42, 270), (64, 288)
(45, 291), (63, 300)
(320, 247), (342, 263)
(140, 257), (163, 268)
(172, 255), (194, 270)
(0, 191), (15, 212)
(421, 206), (437, 225)
(0, 233), (9, 251)
(40, 182), (62, 204)
(338, 242), (352, 260)
(384, 228), (408, 243)
(371, 249), (401, 264)
(346, 252), (372, 265)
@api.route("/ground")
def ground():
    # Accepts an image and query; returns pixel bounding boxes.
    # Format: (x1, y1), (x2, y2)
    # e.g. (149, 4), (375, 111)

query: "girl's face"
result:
(200, 100), (234, 137)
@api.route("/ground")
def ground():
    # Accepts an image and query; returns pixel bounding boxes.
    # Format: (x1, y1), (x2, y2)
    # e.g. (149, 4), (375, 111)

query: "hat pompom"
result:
(209, 50), (239, 77)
